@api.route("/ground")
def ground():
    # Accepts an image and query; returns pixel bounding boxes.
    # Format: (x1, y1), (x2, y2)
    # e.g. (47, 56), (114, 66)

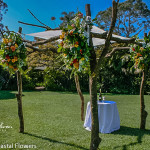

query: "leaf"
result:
(57, 47), (62, 53)
(92, 18), (97, 22)
(68, 25), (73, 30)
(81, 41), (84, 47)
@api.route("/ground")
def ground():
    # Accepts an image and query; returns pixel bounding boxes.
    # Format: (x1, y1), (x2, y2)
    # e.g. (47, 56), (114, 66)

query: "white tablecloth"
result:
(84, 101), (120, 133)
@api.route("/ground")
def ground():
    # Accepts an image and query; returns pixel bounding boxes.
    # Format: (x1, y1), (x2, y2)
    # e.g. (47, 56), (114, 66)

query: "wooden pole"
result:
(16, 27), (24, 133)
(140, 33), (148, 129)
(85, 4), (101, 150)
(74, 75), (84, 121)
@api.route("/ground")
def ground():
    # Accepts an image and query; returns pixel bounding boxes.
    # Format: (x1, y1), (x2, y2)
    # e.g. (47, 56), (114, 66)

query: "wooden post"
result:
(140, 33), (148, 129)
(74, 75), (84, 121)
(85, 4), (101, 150)
(85, 4), (91, 17)
(16, 27), (24, 133)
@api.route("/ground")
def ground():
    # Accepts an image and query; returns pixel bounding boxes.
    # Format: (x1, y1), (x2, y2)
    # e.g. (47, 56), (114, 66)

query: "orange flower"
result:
(9, 65), (13, 69)
(7, 59), (11, 62)
(14, 67), (18, 71)
(137, 53), (142, 57)
(9, 39), (13, 43)
(3, 38), (9, 44)
(12, 59), (16, 63)
(60, 35), (64, 39)
(11, 46), (16, 52)
(73, 61), (79, 69)
(14, 56), (18, 61)
(64, 54), (67, 57)
(62, 32), (65, 36)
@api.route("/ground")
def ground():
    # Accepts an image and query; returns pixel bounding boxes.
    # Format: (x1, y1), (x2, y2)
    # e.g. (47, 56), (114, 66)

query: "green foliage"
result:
(0, 66), (35, 90)
(98, 50), (143, 94)
(22, 70), (36, 90)
(43, 67), (89, 92)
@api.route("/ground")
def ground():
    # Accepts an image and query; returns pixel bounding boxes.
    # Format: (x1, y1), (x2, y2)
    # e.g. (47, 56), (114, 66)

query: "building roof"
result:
(27, 25), (130, 46)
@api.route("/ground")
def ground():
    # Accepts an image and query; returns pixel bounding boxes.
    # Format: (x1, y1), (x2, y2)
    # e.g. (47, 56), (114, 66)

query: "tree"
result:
(0, 0), (8, 32)
(59, 11), (75, 28)
(96, 0), (150, 37)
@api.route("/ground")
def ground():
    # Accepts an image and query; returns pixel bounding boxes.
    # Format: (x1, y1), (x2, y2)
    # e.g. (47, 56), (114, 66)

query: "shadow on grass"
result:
(112, 126), (150, 150)
(0, 91), (16, 100)
(23, 132), (88, 150)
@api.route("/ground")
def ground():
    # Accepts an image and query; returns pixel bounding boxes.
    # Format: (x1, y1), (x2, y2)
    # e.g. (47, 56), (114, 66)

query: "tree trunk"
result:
(89, 75), (101, 150)
(140, 70), (148, 129)
(74, 75), (84, 121)
(85, 4), (101, 149)
(16, 71), (24, 133)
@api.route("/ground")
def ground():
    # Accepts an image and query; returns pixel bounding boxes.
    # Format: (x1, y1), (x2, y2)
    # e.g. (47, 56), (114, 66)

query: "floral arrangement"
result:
(0, 32), (27, 72)
(58, 12), (91, 74)
(130, 35), (150, 70)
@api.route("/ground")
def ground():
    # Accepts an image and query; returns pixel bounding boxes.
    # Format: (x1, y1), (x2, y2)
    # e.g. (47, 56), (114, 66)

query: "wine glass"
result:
(102, 96), (105, 103)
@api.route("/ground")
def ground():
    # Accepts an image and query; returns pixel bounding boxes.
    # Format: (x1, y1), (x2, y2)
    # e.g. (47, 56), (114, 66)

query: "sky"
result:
(2, 0), (150, 40)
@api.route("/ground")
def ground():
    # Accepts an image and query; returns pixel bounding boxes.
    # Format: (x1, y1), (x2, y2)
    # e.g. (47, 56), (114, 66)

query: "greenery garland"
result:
(0, 32), (27, 73)
(130, 35), (150, 70)
(58, 12), (91, 74)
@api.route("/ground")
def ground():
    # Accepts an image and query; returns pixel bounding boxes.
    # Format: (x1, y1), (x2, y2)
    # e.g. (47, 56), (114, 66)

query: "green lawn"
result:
(0, 91), (150, 150)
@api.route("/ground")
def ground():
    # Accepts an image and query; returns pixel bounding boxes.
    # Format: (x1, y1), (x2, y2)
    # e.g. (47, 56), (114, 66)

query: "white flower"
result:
(139, 57), (143, 60)
(8, 43), (11, 46)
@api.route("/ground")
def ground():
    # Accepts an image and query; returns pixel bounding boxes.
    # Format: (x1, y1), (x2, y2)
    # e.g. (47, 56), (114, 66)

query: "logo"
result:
(0, 122), (12, 132)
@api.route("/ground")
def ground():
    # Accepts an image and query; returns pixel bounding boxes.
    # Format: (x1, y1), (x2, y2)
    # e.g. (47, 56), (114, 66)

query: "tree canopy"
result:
(0, 0), (8, 32)
(96, 0), (150, 37)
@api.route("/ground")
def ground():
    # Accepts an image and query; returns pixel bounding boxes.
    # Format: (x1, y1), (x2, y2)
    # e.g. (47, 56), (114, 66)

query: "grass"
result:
(0, 91), (150, 150)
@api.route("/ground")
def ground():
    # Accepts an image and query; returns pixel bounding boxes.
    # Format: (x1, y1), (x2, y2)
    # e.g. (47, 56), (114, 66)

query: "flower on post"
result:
(11, 46), (16, 52)
(58, 11), (90, 73)
(73, 59), (79, 69)
(130, 35), (150, 70)
(0, 32), (27, 73)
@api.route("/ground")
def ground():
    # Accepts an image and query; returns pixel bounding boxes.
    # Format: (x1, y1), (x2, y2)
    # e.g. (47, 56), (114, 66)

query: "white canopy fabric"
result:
(27, 26), (129, 46)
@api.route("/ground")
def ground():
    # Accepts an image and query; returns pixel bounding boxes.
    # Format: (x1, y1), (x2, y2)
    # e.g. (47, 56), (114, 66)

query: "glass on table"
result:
(102, 96), (105, 103)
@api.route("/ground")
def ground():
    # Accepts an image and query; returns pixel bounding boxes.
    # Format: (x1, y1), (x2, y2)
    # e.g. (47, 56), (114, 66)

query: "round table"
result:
(84, 100), (120, 133)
